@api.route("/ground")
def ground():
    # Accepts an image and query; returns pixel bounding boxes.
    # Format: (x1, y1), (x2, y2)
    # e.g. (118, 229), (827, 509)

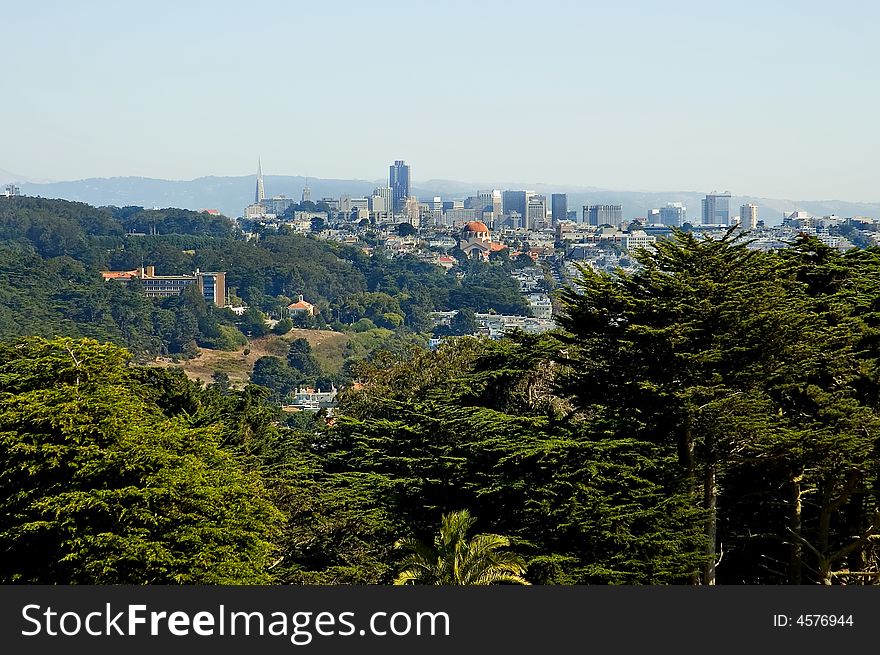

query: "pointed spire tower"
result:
(255, 158), (266, 204)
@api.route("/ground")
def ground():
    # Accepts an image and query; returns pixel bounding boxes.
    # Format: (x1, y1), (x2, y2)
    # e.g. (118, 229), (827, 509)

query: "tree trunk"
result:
(818, 558), (833, 586)
(703, 457), (717, 585)
(678, 408), (695, 484)
(788, 469), (803, 584)
(679, 408), (700, 585)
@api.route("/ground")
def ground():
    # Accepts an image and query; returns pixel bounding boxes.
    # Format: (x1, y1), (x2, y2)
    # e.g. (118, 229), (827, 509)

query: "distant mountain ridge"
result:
(13, 174), (880, 226)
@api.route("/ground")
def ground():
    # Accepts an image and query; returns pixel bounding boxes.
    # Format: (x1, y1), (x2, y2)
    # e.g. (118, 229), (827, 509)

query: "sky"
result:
(2, 0), (878, 201)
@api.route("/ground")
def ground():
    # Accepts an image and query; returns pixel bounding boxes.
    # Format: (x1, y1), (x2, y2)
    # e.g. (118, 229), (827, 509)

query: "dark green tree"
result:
(287, 338), (321, 378)
(0, 337), (282, 584)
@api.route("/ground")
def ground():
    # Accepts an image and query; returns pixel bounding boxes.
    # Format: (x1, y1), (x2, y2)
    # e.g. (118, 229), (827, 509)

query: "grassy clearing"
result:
(149, 328), (351, 387)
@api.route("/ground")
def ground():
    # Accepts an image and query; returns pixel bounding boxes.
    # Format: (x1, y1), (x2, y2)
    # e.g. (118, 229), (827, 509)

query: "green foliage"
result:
(448, 308), (477, 336)
(394, 510), (530, 585)
(250, 356), (300, 399)
(272, 317), (294, 335)
(323, 335), (704, 584)
(396, 222), (417, 237)
(0, 198), (525, 362)
(0, 337), (281, 583)
(558, 229), (880, 584)
(287, 338), (321, 378)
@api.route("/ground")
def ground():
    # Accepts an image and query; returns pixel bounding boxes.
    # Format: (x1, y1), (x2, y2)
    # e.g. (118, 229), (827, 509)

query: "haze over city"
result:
(2, 0), (878, 202)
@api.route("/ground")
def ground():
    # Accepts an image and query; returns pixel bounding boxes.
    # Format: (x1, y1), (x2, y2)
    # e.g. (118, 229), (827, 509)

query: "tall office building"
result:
(659, 202), (687, 227)
(255, 158), (266, 203)
(502, 190), (528, 221)
(526, 195), (548, 229)
(372, 186), (392, 213)
(701, 192), (731, 225)
(551, 193), (568, 225)
(583, 204), (623, 227)
(476, 189), (503, 214)
(739, 203), (759, 230)
(389, 160), (410, 213)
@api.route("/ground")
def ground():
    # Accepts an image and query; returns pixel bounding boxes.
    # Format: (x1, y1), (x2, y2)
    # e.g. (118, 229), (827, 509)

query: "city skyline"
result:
(2, 1), (878, 202)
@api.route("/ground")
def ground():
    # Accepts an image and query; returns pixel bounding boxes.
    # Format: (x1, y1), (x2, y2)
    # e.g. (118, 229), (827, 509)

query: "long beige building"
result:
(101, 266), (226, 305)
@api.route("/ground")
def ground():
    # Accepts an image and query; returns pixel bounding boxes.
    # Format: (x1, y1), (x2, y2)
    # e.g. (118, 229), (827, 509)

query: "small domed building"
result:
(459, 221), (506, 261)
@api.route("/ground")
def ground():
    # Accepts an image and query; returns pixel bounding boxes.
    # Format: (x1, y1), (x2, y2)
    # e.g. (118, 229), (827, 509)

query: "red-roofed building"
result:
(287, 295), (316, 317)
(437, 255), (457, 271)
(459, 222), (507, 261)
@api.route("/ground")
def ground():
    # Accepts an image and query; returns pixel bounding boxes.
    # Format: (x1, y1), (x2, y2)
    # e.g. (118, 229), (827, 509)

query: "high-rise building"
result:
(701, 192), (731, 225)
(4, 183), (21, 198)
(389, 160), (411, 213)
(301, 184), (311, 203)
(526, 195), (547, 229)
(739, 203), (759, 230)
(476, 190), (502, 225)
(373, 187), (393, 214)
(262, 195), (296, 215)
(583, 204), (623, 227)
(404, 196), (420, 223)
(659, 202), (687, 227)
(255, 158), (266, 203)
(502, 190), (528, 220)
(551, 193), (568, 225)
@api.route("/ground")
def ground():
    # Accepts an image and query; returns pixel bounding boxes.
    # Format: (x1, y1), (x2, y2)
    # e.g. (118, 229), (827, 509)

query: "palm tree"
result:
(393, 510), (530, 585)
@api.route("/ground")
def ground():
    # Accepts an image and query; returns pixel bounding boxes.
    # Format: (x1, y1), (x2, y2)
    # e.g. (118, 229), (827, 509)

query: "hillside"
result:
(151, 329), (350, 387)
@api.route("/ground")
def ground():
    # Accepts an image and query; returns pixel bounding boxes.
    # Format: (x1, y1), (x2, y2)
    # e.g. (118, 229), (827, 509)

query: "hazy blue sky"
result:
(2, 0), (878, 200)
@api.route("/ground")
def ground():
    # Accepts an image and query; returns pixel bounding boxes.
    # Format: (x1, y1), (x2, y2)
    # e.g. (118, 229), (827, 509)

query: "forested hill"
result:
(0, 196), (526, 366)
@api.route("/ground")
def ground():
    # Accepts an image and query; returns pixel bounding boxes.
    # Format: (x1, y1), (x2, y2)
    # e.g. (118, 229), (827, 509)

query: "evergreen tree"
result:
(0, 337), (281, 584)
(287, 338), (321, 378)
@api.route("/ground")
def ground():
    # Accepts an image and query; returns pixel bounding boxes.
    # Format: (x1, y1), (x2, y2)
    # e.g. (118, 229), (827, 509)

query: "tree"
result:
(272, 317), (294, 335)
(448, 308), (478, 336)
(330, 335), (702, 584)
(396, 222), (417, 237)
(287, 338), (321, 378)
(394, 510), (530, 585)
(557, 228), (880, 584)
(251, 356), (299, 398)
(238, 307), (268, 337)
(0, 337), (281, 584)
(210, 371), (232, 393)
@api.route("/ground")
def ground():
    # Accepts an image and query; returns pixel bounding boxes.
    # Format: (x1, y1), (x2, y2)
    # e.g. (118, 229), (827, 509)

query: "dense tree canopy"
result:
(0, 338), (282, 583)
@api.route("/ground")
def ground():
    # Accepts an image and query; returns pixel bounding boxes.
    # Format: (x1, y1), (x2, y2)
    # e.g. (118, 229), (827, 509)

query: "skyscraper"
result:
(373, 187), (393, 214)
(255, 158), (266, 203)
(583, 205), (623, 227)
(739, 203), (759, 230)
(389, 160), (410, 214)
(701, 192), (731, 225)
(551, 193), (568, 224)
(502, 190), (528, 221)
(659, 202), (687, 227)
(526, 195), (548, 229)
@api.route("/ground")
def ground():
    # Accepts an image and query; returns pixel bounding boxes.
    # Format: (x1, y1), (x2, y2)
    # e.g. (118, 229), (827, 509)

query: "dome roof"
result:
(463, 221), (490, 233)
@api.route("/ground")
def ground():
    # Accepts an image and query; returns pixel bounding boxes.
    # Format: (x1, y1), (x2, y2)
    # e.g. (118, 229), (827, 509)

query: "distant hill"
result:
(0, 168), (53, 185)
(15, 174), (880, 225)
